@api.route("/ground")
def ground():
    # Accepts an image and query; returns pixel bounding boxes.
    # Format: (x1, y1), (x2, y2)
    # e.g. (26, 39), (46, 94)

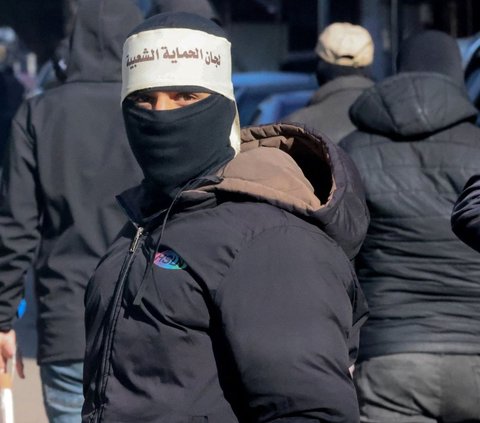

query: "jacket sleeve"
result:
(451, 175), (480, 252)
(0, 103), (42, 330)
(215, 225), (361, 423)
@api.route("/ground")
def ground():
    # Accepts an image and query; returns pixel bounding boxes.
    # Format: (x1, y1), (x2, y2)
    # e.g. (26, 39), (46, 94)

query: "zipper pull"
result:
(129, 226), (144, 253)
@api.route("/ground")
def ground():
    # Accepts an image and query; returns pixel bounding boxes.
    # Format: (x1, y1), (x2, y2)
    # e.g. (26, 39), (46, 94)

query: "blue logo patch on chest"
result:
(154, 250), (187, 270)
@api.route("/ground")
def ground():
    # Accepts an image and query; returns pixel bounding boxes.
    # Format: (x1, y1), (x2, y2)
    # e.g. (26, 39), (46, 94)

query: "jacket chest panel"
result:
(122, 242), (211, 332)
(85, 241), (133, 320)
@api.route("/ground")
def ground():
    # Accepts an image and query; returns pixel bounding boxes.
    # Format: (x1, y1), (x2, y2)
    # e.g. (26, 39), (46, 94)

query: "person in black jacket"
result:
(0, 0), (144, 421)
(340, 30), (480, 422)
(82, 12), (370, 423)
(284, 22), (374, 144)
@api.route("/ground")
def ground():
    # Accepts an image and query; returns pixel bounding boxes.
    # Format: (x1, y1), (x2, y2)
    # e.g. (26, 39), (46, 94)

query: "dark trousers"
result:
(354, 353), (480, 423)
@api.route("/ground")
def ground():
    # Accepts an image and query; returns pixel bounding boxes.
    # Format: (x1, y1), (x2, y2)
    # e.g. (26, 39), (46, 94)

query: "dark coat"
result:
(285, 75), (373, 143)
(340, 71), (480, 360)
(82, 123), (370, 423)
(452, 175), (480, 252)
(0, 68), (24, 164)
(0, 0), (143, 363)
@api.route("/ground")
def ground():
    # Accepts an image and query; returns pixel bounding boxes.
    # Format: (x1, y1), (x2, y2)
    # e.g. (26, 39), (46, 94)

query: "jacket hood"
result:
(66, 0), (143, 82)
(205, 123), (370, 259)
(119, 123), (369, 259)
(350, 72), (477, 138)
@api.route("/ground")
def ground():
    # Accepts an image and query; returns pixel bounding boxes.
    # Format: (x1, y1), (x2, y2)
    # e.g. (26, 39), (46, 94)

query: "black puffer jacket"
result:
(82, 124), (369, 423)
(0, 0), (143, 363)
(340, 72), (480, 360)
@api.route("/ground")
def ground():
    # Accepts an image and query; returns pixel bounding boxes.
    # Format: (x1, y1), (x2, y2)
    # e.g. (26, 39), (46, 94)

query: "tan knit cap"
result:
(315, 22), (374, 68)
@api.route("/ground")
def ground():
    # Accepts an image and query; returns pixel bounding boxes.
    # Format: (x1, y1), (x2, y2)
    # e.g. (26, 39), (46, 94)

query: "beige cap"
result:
(315, 22), (374, 67)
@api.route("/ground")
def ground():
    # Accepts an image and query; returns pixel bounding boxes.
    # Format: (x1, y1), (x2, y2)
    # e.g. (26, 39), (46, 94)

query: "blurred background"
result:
(2, 0), (480, 126)
(1, 0), (480, 83)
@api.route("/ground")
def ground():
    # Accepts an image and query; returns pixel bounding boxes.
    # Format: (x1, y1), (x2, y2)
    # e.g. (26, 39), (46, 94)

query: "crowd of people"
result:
(0, 0), (480, 422)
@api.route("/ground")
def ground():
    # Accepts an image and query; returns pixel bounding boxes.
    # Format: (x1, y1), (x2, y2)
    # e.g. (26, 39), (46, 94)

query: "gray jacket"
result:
(285, 75), (373, 143)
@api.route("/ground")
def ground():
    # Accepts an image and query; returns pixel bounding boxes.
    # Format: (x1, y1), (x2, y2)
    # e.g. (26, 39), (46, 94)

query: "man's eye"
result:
(131, 95), (153, 109)
(176, 93), (196, 102)
(134, 96), (150, 103)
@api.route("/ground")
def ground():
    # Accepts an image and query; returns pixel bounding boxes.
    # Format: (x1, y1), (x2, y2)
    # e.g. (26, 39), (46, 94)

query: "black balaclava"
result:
(397, 30), (464, 85)
(121, 12), (240, 207)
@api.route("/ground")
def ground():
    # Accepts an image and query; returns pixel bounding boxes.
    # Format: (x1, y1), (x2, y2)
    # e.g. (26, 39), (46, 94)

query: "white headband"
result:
(121, 27), (240, 154)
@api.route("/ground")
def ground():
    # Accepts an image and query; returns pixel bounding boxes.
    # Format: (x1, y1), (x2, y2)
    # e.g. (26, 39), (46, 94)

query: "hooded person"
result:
(0, 0), (144, 421)
(340, 30), (480, 422)
(81, 11), (369, 423)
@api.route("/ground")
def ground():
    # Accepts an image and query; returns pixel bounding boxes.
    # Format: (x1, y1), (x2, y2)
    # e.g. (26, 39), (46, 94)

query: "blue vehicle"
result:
(458, 33), (480, 122)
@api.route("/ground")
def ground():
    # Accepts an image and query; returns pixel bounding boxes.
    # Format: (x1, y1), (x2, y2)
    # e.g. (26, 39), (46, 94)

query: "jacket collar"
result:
(310, 75), (373, 105)
(117, 123), (369, 259)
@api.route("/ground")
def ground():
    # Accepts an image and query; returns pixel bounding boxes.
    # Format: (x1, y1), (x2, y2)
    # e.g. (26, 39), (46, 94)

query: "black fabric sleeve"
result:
(215, 224), (361, 423)
(346, 276), (368, 365)
(451, 174), (480, 252)
(0, 104), (42, 329)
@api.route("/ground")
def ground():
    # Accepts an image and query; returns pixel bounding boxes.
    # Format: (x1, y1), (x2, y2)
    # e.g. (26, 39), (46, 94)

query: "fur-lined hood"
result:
(207, 123), (369, 259)
(120, 123), (369, 260)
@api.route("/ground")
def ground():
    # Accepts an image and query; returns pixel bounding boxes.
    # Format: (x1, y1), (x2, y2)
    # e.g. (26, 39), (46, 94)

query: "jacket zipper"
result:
(92, 225), (145, 422)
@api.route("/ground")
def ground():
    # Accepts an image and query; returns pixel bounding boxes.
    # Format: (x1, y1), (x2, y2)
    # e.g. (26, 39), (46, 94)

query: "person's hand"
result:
(349, 364), (355, 378)
(0, 330), (24, 379)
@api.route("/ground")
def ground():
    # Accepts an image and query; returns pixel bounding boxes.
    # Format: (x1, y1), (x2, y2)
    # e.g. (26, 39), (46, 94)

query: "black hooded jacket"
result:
(340, 70), (480, 360)
(0, 0), (143, 363)
(82, 124), (369, 423)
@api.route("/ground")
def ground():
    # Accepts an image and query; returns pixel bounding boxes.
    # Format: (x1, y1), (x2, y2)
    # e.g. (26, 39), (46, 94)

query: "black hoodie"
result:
(340, 32), (480, 360)
(0, 0), (143, 363)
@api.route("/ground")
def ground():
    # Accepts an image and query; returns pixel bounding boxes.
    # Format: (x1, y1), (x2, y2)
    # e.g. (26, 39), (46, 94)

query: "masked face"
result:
(120, 14), (241, 206)
(122, 89), (236, 204)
